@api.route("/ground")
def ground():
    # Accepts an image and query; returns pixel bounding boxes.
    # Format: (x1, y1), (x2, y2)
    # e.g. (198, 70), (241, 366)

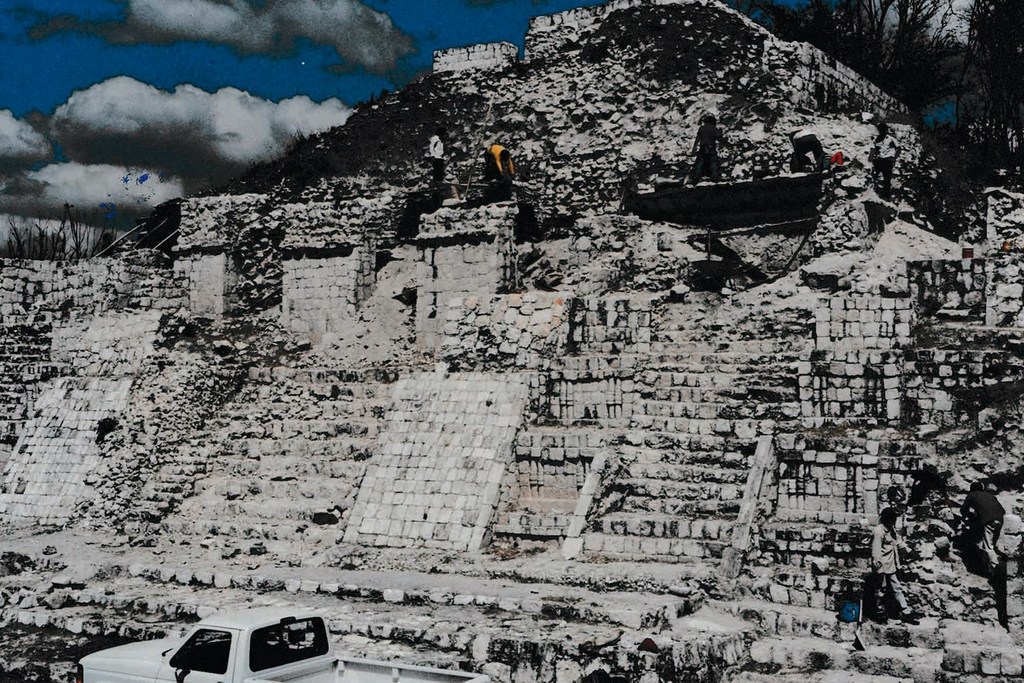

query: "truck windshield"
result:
(170, 629), (232, 674)
(249, 618), (329, 672)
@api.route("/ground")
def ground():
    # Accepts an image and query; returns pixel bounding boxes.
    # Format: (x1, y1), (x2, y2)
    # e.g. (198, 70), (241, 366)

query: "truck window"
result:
(170, 629), (232, 675)
(249, 618), (329, 672)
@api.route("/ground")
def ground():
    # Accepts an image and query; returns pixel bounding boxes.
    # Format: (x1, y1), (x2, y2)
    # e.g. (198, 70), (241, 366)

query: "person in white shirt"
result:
(869, 122), (899, 199)
(427, 126), (447, 186)
(869, 507), (919, 624)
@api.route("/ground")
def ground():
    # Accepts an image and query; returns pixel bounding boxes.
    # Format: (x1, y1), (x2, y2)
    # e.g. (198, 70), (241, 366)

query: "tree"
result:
(955, 0), (1024, 168)
(761, 0), (961, 111)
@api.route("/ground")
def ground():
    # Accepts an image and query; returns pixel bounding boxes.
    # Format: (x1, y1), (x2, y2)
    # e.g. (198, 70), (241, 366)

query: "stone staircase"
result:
(720, 598), (1023, 682)
(0, 553), (743, 683)
(149, 367), (395, 560)
(582, 299), (810, 566)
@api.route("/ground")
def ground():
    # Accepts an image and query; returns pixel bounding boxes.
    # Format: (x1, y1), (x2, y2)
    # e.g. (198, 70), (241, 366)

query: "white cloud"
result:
(36, 0), (413, 73)
(0, 109), (50, 164)
(0, 162), (185, 219)
(50, 76), (351, 180)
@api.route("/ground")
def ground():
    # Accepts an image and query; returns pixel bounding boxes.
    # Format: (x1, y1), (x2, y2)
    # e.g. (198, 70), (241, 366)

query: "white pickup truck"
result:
(77, 607), (489, 683)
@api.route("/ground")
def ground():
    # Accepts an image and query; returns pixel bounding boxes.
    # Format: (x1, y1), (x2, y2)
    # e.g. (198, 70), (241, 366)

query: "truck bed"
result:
(246, 655), (489, 683)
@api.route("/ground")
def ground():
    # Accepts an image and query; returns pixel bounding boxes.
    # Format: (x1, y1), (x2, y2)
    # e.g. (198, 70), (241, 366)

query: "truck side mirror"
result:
(174, 668), (190, 683)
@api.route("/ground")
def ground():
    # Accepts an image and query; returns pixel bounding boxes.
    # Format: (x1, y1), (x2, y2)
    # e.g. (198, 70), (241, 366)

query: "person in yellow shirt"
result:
(482, 143), (516, 201)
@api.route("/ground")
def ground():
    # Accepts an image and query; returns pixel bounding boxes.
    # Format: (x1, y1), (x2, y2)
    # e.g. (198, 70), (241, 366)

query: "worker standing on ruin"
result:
(690, 114), (723, 183)
(790, 129), (827, 173)
(482, 143), (516, 202)
(869, 122), (899, 199)
(869, 507), (919, 624)
(961, 482), (1005, 575)
(427, 126), (458, 199)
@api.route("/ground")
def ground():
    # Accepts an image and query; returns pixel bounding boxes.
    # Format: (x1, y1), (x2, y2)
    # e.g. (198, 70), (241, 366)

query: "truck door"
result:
(155, 628), (237, 683)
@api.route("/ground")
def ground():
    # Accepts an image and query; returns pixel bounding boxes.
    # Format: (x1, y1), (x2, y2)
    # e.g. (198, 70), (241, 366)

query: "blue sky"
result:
(0, 0), (607, 222)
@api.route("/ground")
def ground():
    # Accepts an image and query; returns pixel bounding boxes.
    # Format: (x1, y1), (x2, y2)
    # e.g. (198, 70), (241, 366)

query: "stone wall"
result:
(908, 258), (986, 323)
(177, 194), (268, 252)
(415, 204), (519, 351)
(174, 194), (269, 317)
(523, 0), (747, 63)
(532, 356), (636, 428)
(984, 188), (1024, 255)
(433, 42), (518, 73)
(0, 377), (133, 525)
(0, 254), (182, 318)
(440, 294), (654, 370)
(51, 311), (163, 377)
(281, 251), (372, 341)
(903, 349), (1024, 430)
(495, 429), (604, 539)
(441, 293), (569, 370)
(814, 294), (914, 352)
(0, 254), (181, 464)
(566, 296), (654, 356)
(342, 371), (528, 551)
(0, 320), (56, 461)
(774, 433), (933, 525)
(173, 253), (236, 318)
(766, 42), (904, 115)
(799, 350), (903, 424)
(986, 254), (1024, 328)
(278, 197), (394, 253)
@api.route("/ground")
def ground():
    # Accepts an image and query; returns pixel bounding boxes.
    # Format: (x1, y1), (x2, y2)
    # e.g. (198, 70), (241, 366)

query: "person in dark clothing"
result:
(790, 129), (826, 173)
(690, 114), (723, 183)
(961, 482), (1005, 573)
(870, 122), (899, 199)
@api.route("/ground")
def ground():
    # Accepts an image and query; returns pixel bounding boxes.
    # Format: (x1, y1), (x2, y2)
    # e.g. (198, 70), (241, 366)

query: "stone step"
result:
(599, 513), (734, 541)
(641, 384), (799, 403)
(630, 415), (777, 437)
(743, 566), (870, 610)
(105, 561), (694, 631)
(179, 496), (354, 523)
(583, 532), (727, 562)
(195, 474), (364, 498)
(627, 462), (747, 484)
(718, 599), (944, 649)
(637, 399), (729, 419)
(759, 522), (872, 565)
(212, 457), (368, 481)
(248, 366), (403, 386)
(636, 400), (802, 422)
(748, 636), (943, 683)
(620, 445), (748, 469)
(727, 671), (913, 682)
(622, 478), (742, 503)
(639, 361), (800, 378)
(162, 517), (345, 543)
(647, 334), (807, 352)
(622, 496), (741, 517)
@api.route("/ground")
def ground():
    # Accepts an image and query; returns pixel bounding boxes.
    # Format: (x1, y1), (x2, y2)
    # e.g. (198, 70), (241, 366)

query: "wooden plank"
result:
(720, 434), (775, 580)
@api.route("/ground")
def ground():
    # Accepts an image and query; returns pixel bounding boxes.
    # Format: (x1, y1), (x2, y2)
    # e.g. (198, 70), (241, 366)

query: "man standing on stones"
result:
(427, 126), (458, 199)
(961, 481), (1005, 575)
(690, 114), (723, 183)
(869, 507), (919, 624)
(869, 122), (899, 199)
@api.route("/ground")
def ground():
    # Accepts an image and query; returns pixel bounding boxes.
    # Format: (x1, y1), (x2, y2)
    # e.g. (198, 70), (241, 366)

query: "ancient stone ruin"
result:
(0, 0), (1022, 681)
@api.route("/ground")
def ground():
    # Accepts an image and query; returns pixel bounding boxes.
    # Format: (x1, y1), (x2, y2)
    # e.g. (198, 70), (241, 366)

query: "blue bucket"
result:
(837, 599), (861, 623)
